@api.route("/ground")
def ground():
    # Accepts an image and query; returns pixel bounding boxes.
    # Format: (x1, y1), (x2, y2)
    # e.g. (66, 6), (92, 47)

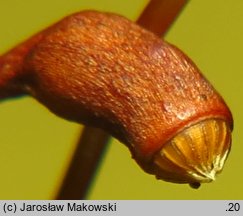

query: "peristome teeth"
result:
(153, 119), (232, 186)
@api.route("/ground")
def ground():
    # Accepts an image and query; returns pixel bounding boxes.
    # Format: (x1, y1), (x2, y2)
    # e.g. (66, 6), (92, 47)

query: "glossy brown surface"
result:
(0, 11), (233, 181)
(137, 0), (188, 36)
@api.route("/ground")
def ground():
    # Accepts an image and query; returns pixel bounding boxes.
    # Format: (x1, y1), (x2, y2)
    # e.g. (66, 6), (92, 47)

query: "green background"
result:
(0, 0), (242, 199)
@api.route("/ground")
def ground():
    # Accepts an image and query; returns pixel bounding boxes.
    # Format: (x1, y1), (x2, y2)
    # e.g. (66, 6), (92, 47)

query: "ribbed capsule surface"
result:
(153, 119), (231, 187)
(0, 11), (233, 187)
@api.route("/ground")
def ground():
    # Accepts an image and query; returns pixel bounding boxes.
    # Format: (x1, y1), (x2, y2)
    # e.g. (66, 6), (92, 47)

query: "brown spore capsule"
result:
(0, 11), (233, 187)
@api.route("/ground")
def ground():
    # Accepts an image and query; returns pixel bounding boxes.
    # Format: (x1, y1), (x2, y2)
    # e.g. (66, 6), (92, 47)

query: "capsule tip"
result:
(153, 119), (231, 188)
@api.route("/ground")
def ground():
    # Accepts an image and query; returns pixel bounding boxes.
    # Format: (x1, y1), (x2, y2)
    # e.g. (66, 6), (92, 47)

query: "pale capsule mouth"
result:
(153, 119), (232, 188)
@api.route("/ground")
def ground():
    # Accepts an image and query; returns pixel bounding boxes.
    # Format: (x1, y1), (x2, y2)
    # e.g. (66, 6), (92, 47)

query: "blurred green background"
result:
(0, 0), (242, 199)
